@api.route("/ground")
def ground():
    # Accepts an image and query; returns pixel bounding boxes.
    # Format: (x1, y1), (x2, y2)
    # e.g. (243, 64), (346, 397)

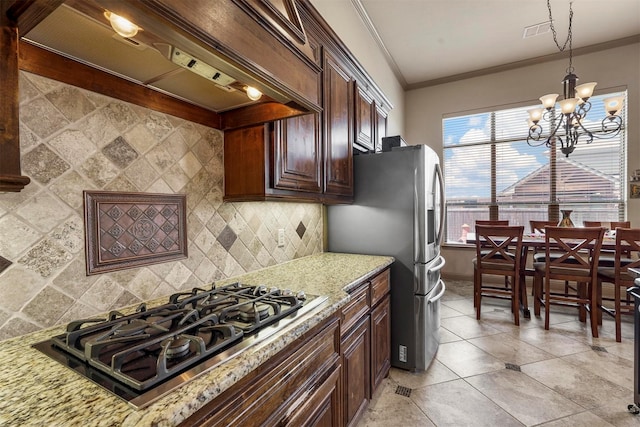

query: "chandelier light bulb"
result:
(528, 108), (543, 124)
(104, 11), (140, 38)
(539, 94), (559, 109)
(559, 98), (579, 114)
(245, 86), (262, 101)
(575, 82), (597, 100)
(603, 96), (625, 116)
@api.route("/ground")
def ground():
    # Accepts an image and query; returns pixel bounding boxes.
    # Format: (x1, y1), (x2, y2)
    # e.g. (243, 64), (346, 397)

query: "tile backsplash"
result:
(0, 72), (323, 340)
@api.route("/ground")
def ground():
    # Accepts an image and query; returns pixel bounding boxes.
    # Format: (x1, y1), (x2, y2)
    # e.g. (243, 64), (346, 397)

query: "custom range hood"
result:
(19, 0), (320, 128)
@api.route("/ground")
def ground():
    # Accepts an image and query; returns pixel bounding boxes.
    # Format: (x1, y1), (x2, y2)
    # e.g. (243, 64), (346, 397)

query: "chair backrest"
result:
(544, 226), (605, 277)
(610, 221), (631, 230)
(476, 220), (509, 225)
(530, 220), (556, 234)
(583, 221), (602, 227)
(614, 228), (640, 284)
(475, 225), (524, 273)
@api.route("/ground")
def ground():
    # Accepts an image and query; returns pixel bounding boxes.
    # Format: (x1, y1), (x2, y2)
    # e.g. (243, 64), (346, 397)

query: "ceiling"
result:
(355, 0), (640, 89)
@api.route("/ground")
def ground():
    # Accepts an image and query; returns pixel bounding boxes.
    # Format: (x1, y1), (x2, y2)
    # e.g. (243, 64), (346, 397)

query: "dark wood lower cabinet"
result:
(180, 315), (341, 427)
(341, 315), (370, 427)
(370, 295), (391, 394)
(179, 267), (391, 427)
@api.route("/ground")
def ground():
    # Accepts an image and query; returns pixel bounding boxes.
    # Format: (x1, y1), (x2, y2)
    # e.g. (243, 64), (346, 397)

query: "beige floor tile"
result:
(508, 325), (593, 357)
(440, 304), (465, 319)
(466, 369), (583, 426)
(435, 340), (504, 377)
(536, 411), (615, 426)
(589, 397), (640, 427)
(439, 327), (463, 344)
(389, 362), (459, 389)
(357, 378), (435, 427)
(441, 298), (476, 316)
(561, 350), (635, 391)
(440, 315), (503, 340)
(521, 357), (631, 409)
(410, 378), (522, 427)
(468, 332), (555, 365)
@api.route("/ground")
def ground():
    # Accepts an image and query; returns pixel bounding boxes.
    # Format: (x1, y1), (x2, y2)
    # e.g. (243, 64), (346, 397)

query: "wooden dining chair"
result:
(597, 228), (640, 342)
(583, 221), (603, 227)
(610, 221), (631, 230)
(473, 224), (525, 325)
(476, 220), (509, 225)
(532, 226), (605, 337)
(529, 220), (556, 234)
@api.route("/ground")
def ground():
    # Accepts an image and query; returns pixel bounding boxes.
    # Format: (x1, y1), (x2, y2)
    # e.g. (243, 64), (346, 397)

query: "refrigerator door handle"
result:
(434, 163), (445, 246)
(428, 279), (446, 303)
(428, 255), (446, 274)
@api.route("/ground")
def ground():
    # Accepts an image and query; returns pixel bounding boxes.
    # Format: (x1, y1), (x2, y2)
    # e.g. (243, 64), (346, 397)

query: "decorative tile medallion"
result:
(84, 191), (187, 275)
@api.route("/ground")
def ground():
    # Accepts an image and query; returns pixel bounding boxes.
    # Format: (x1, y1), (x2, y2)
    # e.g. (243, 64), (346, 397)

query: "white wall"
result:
(309, 0), (405, 138)
(405, 43), (640, 279)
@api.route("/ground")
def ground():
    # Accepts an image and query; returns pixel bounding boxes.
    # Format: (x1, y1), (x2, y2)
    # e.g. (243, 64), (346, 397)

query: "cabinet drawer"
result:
(341, 285), (370, 335)
(370, 269), (390, 307)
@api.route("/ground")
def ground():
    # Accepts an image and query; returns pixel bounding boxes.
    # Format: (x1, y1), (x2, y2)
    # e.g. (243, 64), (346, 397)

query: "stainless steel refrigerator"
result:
(327, 144), (445, 371)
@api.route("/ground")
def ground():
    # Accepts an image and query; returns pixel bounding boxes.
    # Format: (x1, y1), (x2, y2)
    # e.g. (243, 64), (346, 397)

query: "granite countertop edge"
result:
(0, 252), (393, 427)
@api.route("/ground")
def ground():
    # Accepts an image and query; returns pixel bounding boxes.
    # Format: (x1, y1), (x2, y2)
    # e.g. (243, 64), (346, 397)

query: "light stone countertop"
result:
(0, 252), (393, 427)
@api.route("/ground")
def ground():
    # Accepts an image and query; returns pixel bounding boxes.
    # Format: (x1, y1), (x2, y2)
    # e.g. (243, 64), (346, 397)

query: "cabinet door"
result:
(354, 83), (374, 152)
(323, 50), (353, 197)
(371, 295), (391, 394)
(273, 113), (322, 193)
(341, 315), (370, 427)
(375, 104), (388, 153)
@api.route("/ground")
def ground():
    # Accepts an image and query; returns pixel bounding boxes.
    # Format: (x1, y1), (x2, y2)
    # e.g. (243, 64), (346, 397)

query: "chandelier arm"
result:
(590, 115), (624, 140)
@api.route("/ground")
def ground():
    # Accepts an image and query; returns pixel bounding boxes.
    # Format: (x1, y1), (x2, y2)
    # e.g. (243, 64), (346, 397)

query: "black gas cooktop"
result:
(33, 282), (327, 409)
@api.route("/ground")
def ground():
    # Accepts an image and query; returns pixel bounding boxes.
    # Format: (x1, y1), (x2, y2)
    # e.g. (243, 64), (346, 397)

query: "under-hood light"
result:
(104, 11), (140, 38)
(245, 86), (262, 101)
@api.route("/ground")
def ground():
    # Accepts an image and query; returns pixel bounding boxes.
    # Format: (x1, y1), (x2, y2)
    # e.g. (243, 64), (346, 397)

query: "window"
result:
(443, 91), (627, 243)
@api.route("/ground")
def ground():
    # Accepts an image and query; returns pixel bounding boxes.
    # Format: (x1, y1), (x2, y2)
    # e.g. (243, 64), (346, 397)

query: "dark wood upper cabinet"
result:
(322, 49), (354, 199)
(354, 83), (375, 153)
(273, 113), (322, 194)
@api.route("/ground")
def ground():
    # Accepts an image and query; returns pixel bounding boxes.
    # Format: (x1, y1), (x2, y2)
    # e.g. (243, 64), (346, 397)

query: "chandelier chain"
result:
(547, 0), (573, 72)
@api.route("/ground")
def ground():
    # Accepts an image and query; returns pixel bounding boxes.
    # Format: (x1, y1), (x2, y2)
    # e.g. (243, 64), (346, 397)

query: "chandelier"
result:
(526, 0), (625, 157)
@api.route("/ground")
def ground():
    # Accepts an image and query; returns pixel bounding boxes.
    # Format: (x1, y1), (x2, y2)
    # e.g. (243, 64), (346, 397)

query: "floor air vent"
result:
(505, 363), (521, 372)
(591, 345), (608, 352)
(395, 385), (412, 397)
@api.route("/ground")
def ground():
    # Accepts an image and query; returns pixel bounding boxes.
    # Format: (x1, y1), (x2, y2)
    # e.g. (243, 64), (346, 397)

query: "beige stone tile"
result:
(15, 192), (73, 233)
(590, 397), (640, 426)
(440, 303), (465, 319)
(439, 327), (463, 343)
(440, 315), (503, 340)
(18, 239), (73, 278)
(48, 129), (96, 167)
(561, 350), (635, 391)
(143, 112), (173, 141)
(358, 378), (435, 427)
(124, 123), (157, 154)
(0, 215), (42, 259)
(77, 110), (120, 148)
(466, 369), (583, 426)
(411, 378), (522, 426)
(521, 357), (631, 409)
(124, 157), (158, 191)
(83, 275), (125, 311)
(390, 362), (459, 389)
(48, 170), (96, 210)
(126, 268), (161, 302)
(508, 324), (593, 357)
(441, 297), (476, 315)
(0, 266), (46, 311)
(536, 410), (615, 426)
(23, 286), (75, 327)
(435, 340), (504, 377)
(20, 97), (69, 139)
(468, 332), (555, 365)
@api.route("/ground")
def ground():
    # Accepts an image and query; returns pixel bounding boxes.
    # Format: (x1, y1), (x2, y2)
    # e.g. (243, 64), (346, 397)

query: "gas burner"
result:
(162, 336), (191, 359)
(238, 303), (271, 322)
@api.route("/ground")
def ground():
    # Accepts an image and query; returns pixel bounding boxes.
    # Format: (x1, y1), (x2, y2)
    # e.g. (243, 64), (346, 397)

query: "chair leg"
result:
(513, 273), (520, 326)
(533, 273), (541, 316)
(615, 284), (622, 342)
(589, 281), (599, 339)
(544, 277), (550, 330)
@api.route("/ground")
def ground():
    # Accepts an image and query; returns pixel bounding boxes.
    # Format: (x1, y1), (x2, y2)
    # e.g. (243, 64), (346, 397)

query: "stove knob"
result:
(281, 289), (293, 296)
(296, 291), (306, 301)
(254, 285), (267, 295)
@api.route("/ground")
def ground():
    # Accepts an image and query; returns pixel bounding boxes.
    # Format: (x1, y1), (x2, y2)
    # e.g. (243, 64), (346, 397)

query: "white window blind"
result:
(443, 92), (627, 243)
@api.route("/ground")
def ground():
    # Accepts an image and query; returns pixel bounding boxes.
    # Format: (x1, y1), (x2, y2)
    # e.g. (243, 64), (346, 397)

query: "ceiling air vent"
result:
(523, 20), (552, 39)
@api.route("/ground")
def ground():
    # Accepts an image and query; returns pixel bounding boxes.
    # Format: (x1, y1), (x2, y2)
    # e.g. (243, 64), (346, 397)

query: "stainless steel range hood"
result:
(21, 1), (292, 114)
